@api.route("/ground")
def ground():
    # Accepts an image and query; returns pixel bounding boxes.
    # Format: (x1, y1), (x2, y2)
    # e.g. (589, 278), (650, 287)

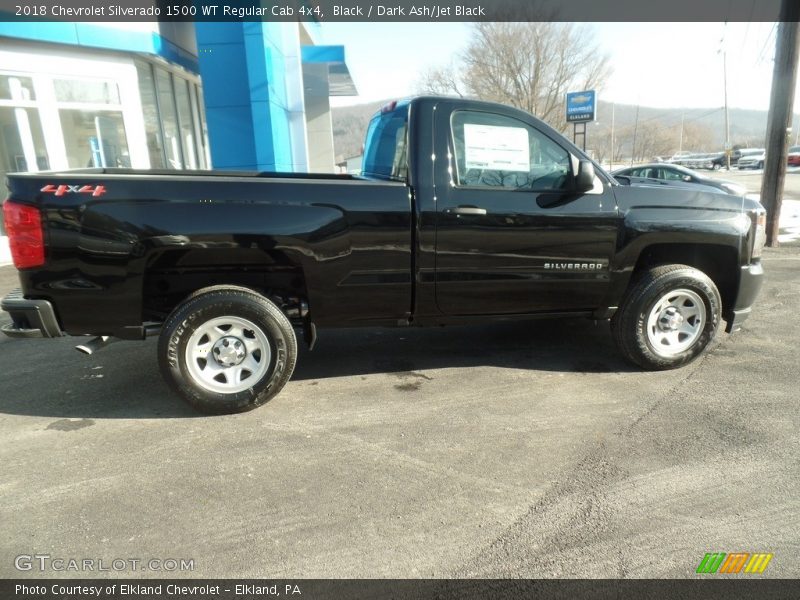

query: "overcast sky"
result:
(322, 22), (796, 113)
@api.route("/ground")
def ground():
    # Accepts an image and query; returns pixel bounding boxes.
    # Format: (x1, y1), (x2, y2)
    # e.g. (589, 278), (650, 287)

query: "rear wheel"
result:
(611, 265), (721, 370)
(158, 286), (297, 414)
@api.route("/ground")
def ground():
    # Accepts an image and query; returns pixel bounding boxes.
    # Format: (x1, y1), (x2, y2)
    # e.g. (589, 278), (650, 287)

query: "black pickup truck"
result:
(2, 96), (766, 414)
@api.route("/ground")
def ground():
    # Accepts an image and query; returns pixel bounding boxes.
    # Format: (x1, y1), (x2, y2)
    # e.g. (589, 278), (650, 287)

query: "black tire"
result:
(757, 161), (764, 169)
(713, 163), (721, 171)
(611, 265), (721, 370)
(158, 285), (297, 414)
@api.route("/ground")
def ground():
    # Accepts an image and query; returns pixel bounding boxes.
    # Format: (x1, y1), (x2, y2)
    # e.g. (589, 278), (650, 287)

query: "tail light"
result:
(2, 200), (44, 269)
(751, 211), (766, 259)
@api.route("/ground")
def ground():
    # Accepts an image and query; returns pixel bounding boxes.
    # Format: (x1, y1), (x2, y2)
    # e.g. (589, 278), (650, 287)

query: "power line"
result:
(757, 22), (777, 65)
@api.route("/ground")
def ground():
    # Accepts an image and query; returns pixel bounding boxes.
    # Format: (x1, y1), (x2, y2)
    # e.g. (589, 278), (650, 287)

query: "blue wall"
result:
(195, 22), (295, 172)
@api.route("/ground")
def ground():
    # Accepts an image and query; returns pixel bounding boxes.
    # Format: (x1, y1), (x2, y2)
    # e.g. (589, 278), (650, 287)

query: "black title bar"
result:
(4, 579), (800, 600)
(0, 0), (788, 22)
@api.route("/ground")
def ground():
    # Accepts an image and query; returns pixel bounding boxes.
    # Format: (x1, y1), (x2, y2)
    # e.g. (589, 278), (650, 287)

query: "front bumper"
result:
(1, 288), (63, 338)
(724, 262), (764, 333)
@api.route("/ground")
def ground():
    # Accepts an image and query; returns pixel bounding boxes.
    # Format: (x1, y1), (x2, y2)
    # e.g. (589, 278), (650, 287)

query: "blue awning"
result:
(301, 45), (357, 96)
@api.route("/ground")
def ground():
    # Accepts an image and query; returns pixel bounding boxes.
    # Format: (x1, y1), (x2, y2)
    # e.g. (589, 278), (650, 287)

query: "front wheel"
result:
(158, 286), (297, 414)
(611, 265), (721, 370)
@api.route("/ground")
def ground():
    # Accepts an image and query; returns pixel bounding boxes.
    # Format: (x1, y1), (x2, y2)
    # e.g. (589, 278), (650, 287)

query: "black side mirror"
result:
(575, 160), (595, 193)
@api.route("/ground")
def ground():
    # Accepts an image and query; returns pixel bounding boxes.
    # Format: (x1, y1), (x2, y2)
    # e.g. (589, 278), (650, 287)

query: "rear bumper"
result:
(725, 262), (764, 333)
(1, 288), (63, 338)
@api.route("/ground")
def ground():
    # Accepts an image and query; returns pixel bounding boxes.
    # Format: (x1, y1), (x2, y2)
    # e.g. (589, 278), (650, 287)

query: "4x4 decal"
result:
(40, 184), (107, 197)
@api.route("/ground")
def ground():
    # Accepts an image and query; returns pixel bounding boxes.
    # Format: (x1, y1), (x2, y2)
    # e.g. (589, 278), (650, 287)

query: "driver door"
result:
(434, 105), (619, 315)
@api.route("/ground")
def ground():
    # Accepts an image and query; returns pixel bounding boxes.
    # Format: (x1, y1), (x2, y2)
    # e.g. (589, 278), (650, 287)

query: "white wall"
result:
(0, 39), (150, 170)
(0, 237), (10, 266)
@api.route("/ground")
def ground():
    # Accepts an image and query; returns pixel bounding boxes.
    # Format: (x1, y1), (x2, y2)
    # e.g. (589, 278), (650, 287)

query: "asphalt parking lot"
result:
(704, 166), (800, 199)
(0, 245), (799, 579)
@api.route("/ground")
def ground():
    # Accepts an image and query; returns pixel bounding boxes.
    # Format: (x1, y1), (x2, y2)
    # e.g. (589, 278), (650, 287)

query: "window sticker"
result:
(463, 123), (529, 172)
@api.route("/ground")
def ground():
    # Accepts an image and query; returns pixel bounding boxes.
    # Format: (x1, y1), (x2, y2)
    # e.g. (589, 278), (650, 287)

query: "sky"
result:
(321, 22), (795, 113)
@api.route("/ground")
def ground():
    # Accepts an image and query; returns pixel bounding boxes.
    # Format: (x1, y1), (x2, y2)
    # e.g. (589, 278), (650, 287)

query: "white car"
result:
(737, 149), (766, 170)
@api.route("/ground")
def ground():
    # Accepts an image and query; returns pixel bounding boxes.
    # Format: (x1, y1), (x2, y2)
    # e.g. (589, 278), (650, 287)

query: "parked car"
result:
(687, 154), (705, 170)
(2, 96), (766, 414)
(787, 145), (800, 167)
(611, 163), (747, 196)
(703, 152), (727, 170)
(668, 151), (693, 164)
(736, 149), (766, 170)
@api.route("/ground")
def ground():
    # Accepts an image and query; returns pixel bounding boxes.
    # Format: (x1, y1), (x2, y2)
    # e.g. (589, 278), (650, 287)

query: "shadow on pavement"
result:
(0, 316), (636, 420)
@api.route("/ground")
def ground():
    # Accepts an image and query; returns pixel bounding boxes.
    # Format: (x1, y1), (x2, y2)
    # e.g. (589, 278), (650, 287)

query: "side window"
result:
(451, 111), (571, 191)
(362, 107), (408, 181)
(662, 169), (686, 181)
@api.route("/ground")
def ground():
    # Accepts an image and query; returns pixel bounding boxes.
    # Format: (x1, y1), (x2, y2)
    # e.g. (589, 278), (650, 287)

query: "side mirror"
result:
(575, 160), (595, 193)
(683, 175), (692, 182)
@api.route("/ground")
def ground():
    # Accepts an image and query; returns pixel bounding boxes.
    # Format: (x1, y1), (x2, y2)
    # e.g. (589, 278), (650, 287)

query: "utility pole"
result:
(630, 104), (640, 167)
(723, 50), (731, 169)
(610, 102), (615, 169)
(679, 111), (685, 153)
(761, 5), (800, 247)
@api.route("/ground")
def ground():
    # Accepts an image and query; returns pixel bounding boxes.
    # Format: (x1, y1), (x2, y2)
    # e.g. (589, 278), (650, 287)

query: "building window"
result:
(194, 84), (211, 168)
(0, 57), (208, 195)
(0, 73), (48, 231)
(0, 74), (36, 101)
(174, 76), (198, 169)
(59, 110), (130, 168)
(53, 78), (120, 104)
(50, 77), (130, 169)
(154, 66), (184, 169)
(135, 60), (166, 169)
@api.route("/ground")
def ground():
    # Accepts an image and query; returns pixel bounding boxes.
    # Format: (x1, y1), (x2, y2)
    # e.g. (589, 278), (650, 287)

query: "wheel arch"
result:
(630, 243), (739, 315)
(141, 247), (310, 325)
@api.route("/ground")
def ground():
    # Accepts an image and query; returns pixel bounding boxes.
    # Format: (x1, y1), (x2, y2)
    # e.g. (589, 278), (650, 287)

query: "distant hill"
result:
(332, 98), (798, 164)
(591, 101), (778, 148)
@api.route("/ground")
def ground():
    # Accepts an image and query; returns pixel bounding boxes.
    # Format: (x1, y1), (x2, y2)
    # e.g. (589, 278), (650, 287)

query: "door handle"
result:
(448, 206), (487, 216)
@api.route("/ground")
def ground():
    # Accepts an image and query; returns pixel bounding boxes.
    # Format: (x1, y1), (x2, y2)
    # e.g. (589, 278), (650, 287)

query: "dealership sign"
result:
(566, 90), (596, 123)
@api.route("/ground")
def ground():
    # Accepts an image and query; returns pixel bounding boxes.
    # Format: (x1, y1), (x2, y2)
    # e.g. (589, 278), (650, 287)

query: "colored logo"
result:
(40, 184), (106, 197)
(696, 552), (773, 574)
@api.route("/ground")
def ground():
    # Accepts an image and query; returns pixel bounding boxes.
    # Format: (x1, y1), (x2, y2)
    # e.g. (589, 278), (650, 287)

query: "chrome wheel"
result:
(646, 288), (706, 357)
(185, 316), (271, 394)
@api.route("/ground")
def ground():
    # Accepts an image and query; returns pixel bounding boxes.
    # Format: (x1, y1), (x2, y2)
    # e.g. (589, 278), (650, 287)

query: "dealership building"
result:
(0, 20), (357, 244)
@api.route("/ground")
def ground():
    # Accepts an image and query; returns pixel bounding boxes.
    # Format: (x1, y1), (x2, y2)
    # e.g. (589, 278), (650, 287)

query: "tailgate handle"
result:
(448, 206), (487, 216)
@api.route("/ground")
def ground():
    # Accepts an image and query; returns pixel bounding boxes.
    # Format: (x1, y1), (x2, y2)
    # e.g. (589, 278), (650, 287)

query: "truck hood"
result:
(612, 182), (760, 215)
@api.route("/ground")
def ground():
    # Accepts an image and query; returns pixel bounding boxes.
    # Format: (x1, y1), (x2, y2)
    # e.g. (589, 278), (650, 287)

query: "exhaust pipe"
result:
(75, 336), (119, 355)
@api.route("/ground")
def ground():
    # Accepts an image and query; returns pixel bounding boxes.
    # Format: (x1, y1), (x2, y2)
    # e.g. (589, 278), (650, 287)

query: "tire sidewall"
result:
(161, 293), (293, 414)
(634, 271), (720, 368)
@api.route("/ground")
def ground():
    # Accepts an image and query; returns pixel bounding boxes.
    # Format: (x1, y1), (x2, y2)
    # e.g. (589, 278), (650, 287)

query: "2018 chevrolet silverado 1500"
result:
(1, 97), (766, 414)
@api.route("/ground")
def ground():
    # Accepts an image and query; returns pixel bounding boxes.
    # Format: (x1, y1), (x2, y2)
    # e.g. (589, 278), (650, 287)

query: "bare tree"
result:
(631, 123), (674, 162)
(681, 122), (716, 152)
(418, 23), (611, 133)
(417, 60), (465, 98)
